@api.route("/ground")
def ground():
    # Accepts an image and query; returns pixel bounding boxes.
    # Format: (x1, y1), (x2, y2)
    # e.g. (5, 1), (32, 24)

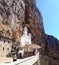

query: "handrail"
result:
(15, 56), (35, 65)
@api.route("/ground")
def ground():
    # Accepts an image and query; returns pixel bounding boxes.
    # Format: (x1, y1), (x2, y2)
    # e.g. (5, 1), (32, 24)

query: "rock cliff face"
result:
(0, 0), (59, 65)
(25, 0), (59, 65)
(44, 34), (59, 65)
(0, 0), (45, 47)
(0, 0), (25, 42)
(25, 0), (45, 47)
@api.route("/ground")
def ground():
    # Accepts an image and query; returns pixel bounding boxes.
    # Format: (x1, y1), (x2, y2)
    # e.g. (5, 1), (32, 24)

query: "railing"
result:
(0, 52), (39, 65)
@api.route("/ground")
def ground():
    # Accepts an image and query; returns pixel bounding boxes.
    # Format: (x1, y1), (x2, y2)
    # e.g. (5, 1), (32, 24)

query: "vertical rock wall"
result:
(0, 0), (45, 46)
(0, 0), (25, 42)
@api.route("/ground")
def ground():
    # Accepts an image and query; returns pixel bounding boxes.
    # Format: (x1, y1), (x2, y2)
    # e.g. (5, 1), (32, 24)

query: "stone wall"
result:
(0, 37), (12, 57)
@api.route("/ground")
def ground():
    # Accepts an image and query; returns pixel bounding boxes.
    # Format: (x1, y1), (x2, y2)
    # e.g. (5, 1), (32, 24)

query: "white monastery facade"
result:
(21, 26), (31, 46)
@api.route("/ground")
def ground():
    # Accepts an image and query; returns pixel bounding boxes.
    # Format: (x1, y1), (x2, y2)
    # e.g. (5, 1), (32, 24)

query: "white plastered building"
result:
(21, 26), (31, 46)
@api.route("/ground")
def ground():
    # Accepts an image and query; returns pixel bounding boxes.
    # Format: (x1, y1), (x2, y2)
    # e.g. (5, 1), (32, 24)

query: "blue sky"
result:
(36, 0), (59, 40)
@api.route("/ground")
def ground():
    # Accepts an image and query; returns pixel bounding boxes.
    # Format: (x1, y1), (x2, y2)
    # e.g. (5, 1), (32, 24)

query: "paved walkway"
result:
(0, 57), (13, 63)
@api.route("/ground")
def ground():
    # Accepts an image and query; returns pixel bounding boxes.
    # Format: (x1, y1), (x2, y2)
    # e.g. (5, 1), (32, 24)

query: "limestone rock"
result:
(0, 0), (59, 65)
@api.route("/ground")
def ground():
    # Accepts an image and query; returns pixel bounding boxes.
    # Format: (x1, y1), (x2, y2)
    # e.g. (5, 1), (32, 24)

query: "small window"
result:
(7, 48), (9, 51)
(8, 41), (9, 44)
(4, 40), (5, 43)
(3, 47), (5, 51)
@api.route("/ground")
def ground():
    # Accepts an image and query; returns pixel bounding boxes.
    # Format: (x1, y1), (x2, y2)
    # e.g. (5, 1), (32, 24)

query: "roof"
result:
(29, 44), (41, 49)
(20, 44), (41, 49)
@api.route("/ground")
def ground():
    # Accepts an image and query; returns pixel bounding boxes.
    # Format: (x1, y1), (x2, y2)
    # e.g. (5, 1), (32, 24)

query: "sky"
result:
(36, 0), (59, 40)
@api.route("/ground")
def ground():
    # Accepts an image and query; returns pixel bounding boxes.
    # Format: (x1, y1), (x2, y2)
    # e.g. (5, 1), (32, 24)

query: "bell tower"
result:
(23, 26), (28, 35)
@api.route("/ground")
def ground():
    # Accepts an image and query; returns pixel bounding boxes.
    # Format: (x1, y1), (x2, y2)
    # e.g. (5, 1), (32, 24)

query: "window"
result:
(4, 40), (5, 43)
(8, 41), (9, 44)
(3, 47), (5, 51)
(7, 48), (9, 51)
